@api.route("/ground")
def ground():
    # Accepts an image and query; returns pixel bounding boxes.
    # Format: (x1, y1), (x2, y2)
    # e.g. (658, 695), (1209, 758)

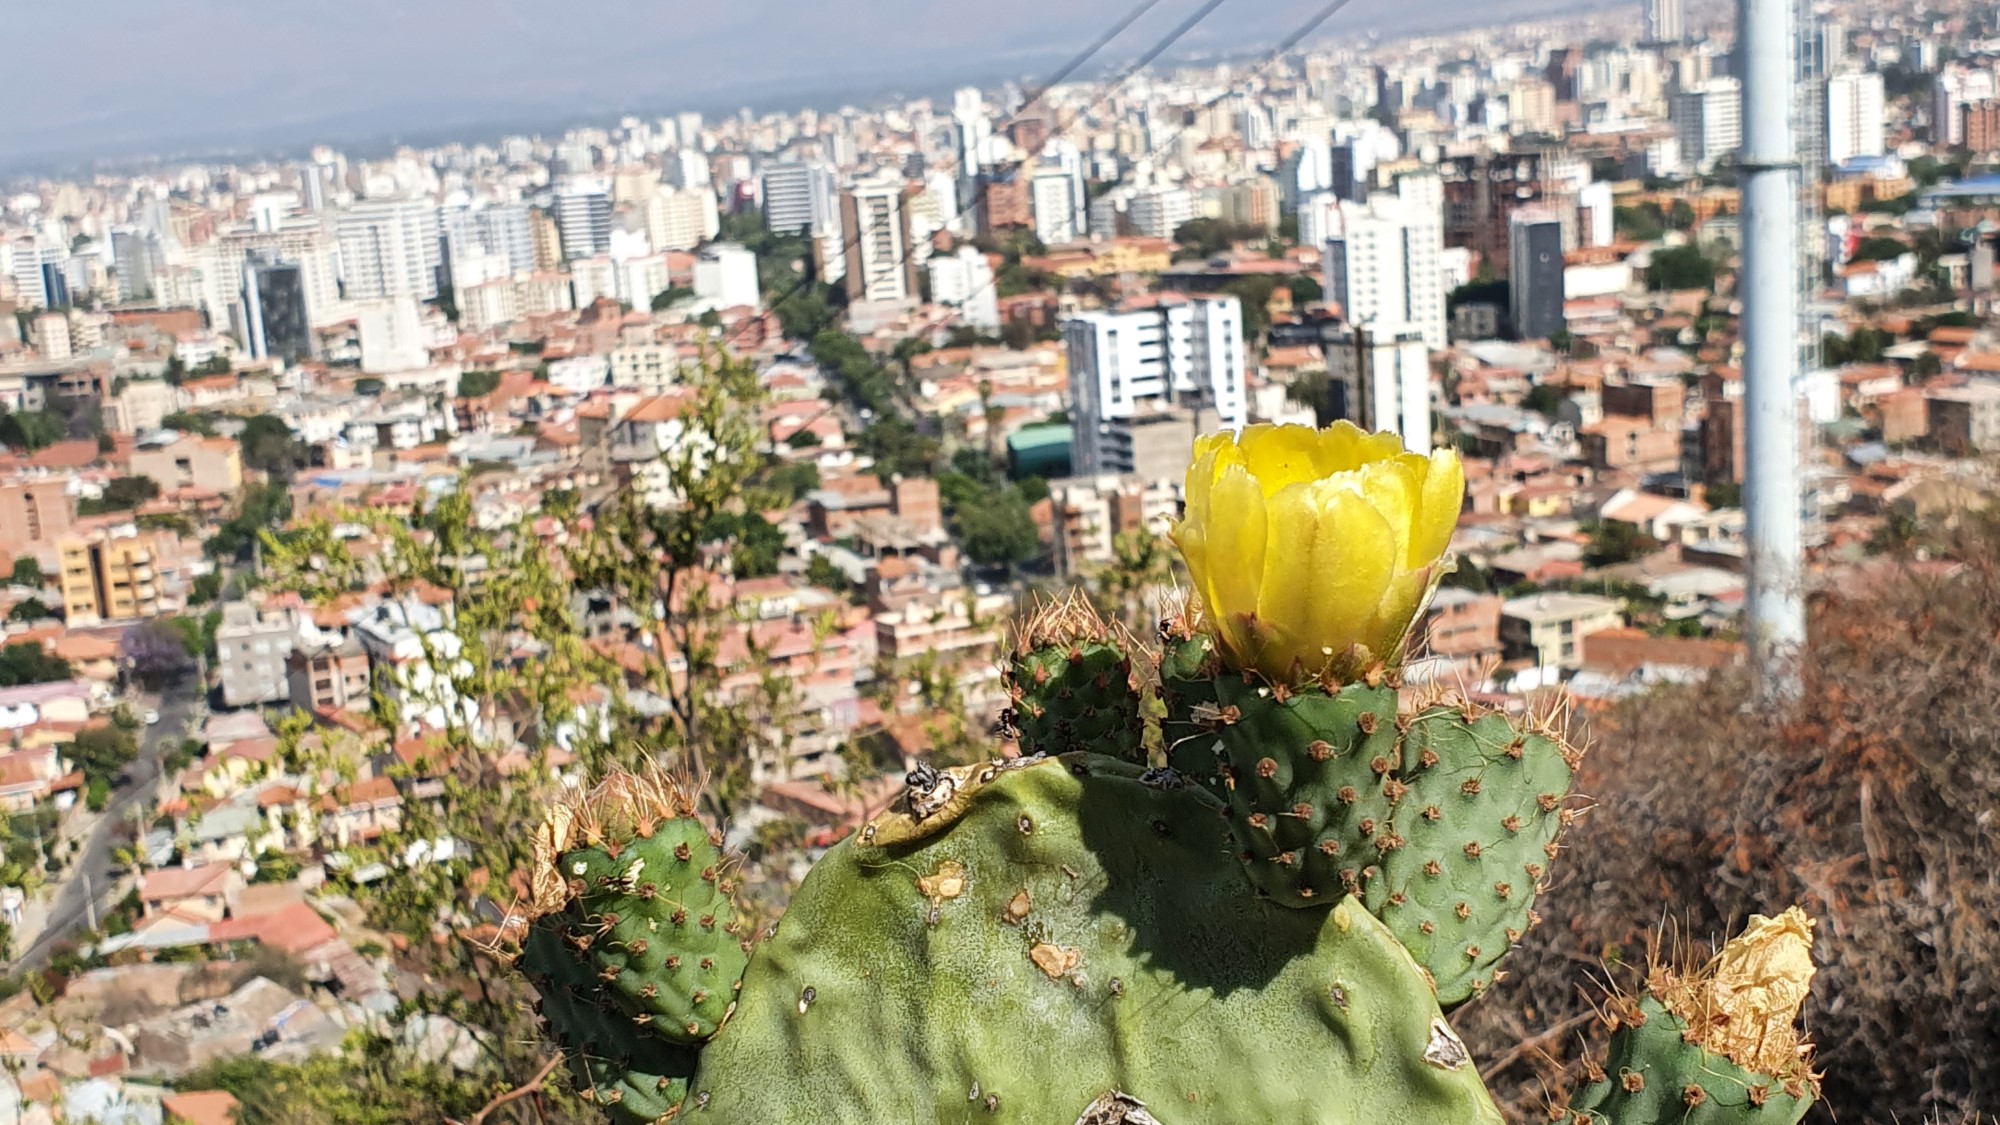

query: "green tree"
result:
(237, 414), (302, 477)
(161, 411), (219, 437)
(1613, 203), (1667, 242)
(456, 370), (502, 398)
(6, 602), (51, 624)
(207, 481), (294, 560)
(1644, 244), (1719, 291)
(651, 286), (697, 310)
(805, 553), (848, 592)
(8, 559), (42, 588)
(1582, 520), (1660, 567)
(0, 410), (64, 453)
(1220, 276), (1281, 343)
(1850, 236), (1911, 263)
(950, 486), (1040, 569)
(1171, 218), (1269, 261)
(1704, 481), (1742, 508)
(1522, 383), (1568, 417)
(0, 645), (69, 687)
(77, 475), (160, 515)
(1287, 274), (1323, 307)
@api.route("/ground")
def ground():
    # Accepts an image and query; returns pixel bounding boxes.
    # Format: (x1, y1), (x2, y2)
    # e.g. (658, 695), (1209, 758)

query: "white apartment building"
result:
(1322, 194), (1447, 351)
(1825, 71), (1887, 167)
(1324, 324), (1432, 454)
(693, 243), (760, 311)
(1671, 79), (1742, 171)
(1127, 187), (1196, 241)
(1031, 170), (1081, 246)
(1064, 296), (1246, 477)
(335, 198), (441, 300)
(555, 179), (613, 260)
(762, 161), (836, 236)
(926, 246), (1000, 333)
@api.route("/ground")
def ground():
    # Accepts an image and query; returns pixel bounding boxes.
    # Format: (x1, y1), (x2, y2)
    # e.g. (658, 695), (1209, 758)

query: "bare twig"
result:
(1479, 1010), (1597, 1084)
(446, 1054), (562, 1125)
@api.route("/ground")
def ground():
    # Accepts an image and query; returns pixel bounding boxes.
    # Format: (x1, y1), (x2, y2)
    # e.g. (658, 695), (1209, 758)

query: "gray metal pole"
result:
(1738, 0), (1806, 698)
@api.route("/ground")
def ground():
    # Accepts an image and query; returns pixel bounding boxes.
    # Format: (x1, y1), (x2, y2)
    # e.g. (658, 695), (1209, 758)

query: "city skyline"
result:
(4, 0), (1623, 175)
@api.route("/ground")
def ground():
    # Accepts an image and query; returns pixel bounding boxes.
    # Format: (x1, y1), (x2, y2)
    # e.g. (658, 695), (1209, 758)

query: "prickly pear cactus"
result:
(1563, 910), (1820, 1125)
(1002, 595), (1146, 764)
(513, 422), (1824, 1125)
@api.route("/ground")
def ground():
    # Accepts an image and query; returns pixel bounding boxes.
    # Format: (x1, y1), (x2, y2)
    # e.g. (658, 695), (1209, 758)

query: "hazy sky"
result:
(6, 0), (1596, 170)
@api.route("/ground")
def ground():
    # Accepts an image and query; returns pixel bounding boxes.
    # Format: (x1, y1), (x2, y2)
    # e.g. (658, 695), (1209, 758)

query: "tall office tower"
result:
(38, 264), (70, 311)
(926, 246), (1001, 333)
(555, 179), (613, 261)
(1506, 210), (1566, 342)
(9, 244), (57, 309)
(241, 255), (311, 364)
(1064, 297), (1247, 477)
(111, 231), (163, 300)
(1322, 196), (1447, 351)
(335, 198), (441, 299)
(762, 161), (819, 234)
(675, 112), (705, 151)
(1328, 140), (1372, 203)
(839, 174), (921, 305)
(1670, 78), (1743, 171)
(1825, 71), (1887, 168)
(1642, 0), (1684, 45)
(1324, 325), (1433, 454)
(646, 186), (720, 252)
(1031, 169), (1081, 245)
(475, 204), (537, 275)
(953, 86), (993, 201)
(1934, 65), (1997, 147)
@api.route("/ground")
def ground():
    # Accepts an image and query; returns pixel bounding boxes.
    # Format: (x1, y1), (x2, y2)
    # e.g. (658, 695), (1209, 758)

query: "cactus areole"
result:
(513, 422), (1822, 1124)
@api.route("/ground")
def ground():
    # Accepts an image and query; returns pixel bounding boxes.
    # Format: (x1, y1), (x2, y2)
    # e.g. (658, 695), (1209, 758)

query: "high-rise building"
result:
(111, 231), (163, 301)
(356, 296), (429, 374)
(1934, 65), (1997, 147)
(692, 243), (760, 311)
(763, 161), (826, 235)
(1298, 193), (1344, 252)
(840, 174), (921, 305)
(1324, 324), (1432, 453)
(1322, 195), (1447, 351)
(1065, 297), (1246, 477)
(926, 246), (1000, 333)
(973, 165), (1033, 237)
(241, 255), (311, 364)
(1507, 210), (1566, 342)
(39, 263), (70, 310)
(1671, 79), (1743, 171)
(1825, 71), (1887, 167)
(8, 244), (58, 310)
(1031, 170), (1081, 245)
(473, 205), (536, 275)
(1127, 187), (1196, 241)
(58, 532), (161, 626)
(555, 179), (613, 261)
(335, 198), (441, 300)
(1642, 0), (1684, 45)
(646, 186), (720, 251)
(1328, 140), (1372, 203)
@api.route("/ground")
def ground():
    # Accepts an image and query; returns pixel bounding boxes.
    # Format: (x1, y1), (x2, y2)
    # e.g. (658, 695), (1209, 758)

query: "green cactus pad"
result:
(1206, 675), (1406, 904)
(519, 922), (700, 1125)
(521, 775), (752, 1046)
(1158, 629), (1224, 780)
(1201, 678), (1575, 1006)
(1569, 997), (1813, 1125)
(1360, 707), (1573, 1005)
(677, 753), (1504, 1124)
(1007, 641), (1144, 763)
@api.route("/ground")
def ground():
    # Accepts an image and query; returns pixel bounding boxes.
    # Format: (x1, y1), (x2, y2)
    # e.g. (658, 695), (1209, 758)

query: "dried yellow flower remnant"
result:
(1709, 907), (1816, 1032)
(1660, 906), (1817, 1080)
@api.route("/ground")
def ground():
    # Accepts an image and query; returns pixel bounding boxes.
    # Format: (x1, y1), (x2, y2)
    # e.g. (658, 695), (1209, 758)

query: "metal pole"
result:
(1738, 0), (1805, 699)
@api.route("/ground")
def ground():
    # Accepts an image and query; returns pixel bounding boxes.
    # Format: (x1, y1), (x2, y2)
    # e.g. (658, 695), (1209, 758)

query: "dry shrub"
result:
(1460, 531), (2000, 1123)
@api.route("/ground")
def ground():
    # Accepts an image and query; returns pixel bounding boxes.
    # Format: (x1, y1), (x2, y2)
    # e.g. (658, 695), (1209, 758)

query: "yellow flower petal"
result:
(1239, 424), (1339, 497)
(1192, 464), (1267, 666)
(1413, 450), (1465, 562)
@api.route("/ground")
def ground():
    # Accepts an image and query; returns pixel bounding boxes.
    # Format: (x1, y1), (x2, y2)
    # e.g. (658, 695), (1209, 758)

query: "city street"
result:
(11, 681), (200, 969)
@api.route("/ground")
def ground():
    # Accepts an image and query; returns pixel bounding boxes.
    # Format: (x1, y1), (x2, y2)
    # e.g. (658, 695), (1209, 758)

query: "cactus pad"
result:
(1005, 594), (1146, 763)
(1568, 997), (1813, 1125)
(677, 753), (1504, 1123)
(520, 772), (752, 1046)
(519, 921), (700, 1124)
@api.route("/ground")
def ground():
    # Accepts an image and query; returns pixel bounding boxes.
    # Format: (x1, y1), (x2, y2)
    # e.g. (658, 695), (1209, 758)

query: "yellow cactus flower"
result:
(1172, 421), (1464, 683)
